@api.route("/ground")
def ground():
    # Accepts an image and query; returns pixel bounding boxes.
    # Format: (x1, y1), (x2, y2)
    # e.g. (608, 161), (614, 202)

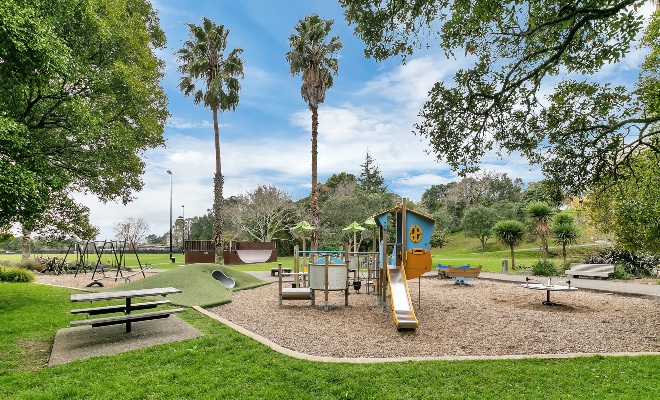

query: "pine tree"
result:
(357, 150), (387, 193)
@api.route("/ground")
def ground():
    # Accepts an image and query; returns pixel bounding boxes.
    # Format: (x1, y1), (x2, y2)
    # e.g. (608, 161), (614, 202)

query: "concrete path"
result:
(478, 272), (660, 300)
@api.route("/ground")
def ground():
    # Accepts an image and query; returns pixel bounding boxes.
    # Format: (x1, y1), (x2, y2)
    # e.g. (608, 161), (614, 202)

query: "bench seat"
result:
(271, 268), (292, 276)
(71, 300), (172, 315)
(565, 263), (614, 278)
(70, 308), (185, 328)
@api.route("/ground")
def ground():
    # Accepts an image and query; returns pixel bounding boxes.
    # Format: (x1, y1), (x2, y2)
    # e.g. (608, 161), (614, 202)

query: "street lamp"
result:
(167, 170), (173, 263)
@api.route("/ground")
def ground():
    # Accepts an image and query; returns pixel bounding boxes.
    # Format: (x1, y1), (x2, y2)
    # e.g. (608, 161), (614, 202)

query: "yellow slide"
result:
(387, 264), (418, 329)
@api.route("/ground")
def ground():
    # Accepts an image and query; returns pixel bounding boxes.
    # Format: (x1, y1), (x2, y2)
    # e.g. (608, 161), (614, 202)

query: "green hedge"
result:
(0, 266), (35, 282)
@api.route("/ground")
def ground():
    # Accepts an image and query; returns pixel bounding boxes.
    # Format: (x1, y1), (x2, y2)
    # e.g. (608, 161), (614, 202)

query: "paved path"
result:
(478, 272), (660, 300)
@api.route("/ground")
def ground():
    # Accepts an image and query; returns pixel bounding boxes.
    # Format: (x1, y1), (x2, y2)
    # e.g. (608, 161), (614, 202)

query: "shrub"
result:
(531, 260), (558, 276)
(609, 265), (631, 280)
(18, 258), (45, 272)
(0, 266), (35, 283)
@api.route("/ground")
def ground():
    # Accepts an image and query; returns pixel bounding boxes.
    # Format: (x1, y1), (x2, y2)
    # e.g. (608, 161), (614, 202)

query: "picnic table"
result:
(521, 278), (578, 306)
(70, 287), (184, 333)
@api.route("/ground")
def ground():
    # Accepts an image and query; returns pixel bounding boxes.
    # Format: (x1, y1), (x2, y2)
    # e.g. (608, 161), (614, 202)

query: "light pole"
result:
(181, 204), (185, 254)
(167, 170), (173, 263)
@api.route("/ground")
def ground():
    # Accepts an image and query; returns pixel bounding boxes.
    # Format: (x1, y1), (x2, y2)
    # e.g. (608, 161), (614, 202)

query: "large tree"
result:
(357, 149), (388, 193)
(286, 14), (343, 250)
(176, 18), (244, 264)
(462, 206), (498, 252)
(586, 149), (660, 254)
(112, 217), (150, 246)
(0, 0), (168, 232)
(224, 185), (298, 242)
(339, 1), (660, 196)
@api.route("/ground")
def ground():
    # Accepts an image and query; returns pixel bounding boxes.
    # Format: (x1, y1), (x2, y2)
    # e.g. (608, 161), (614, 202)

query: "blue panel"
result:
(376, 213), (388, 230)
(405, 211), (434, 251)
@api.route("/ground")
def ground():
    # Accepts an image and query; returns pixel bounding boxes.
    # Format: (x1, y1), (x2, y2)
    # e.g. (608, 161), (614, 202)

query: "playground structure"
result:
(51, 240), (153, 286)
(184, 240), (277, 265)
(280, 198), (435, 330)
(373, 199), (435, 330)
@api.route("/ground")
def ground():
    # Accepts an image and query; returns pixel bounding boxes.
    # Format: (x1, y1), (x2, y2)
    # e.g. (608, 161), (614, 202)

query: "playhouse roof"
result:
(372, 204), (435, 222)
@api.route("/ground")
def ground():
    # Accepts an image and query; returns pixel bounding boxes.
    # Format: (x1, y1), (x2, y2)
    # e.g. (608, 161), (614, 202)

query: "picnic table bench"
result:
(70, 287), (184, 333)
(271, 267), (292, 276)
(565, 263), (614, 278)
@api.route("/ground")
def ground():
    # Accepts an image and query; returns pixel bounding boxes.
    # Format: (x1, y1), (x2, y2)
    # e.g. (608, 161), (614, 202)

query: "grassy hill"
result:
(106, 264), (268, 307)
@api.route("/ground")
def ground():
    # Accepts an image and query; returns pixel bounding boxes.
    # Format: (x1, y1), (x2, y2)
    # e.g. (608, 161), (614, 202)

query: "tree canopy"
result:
(0, 0), (168, 231)
(339, 1), (660, 195)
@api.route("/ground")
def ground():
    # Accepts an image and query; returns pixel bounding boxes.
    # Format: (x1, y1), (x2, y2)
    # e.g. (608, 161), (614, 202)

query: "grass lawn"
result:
(1, 282), (658, 399)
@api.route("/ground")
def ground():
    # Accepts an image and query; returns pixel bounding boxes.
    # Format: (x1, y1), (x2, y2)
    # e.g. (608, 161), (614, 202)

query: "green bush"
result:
(0, 266), (35, 283)
(609, 265), (631, 280)
(531, 260), (558, 276)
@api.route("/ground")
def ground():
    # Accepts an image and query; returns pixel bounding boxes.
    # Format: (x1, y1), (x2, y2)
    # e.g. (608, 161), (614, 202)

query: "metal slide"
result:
(212, 269), (236, 289)
(387, 265), (418, 329)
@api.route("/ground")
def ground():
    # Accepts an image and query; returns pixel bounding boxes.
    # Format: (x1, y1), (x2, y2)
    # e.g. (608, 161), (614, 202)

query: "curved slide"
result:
(212, 269), (236, 289)
(387, 265), (418, 329)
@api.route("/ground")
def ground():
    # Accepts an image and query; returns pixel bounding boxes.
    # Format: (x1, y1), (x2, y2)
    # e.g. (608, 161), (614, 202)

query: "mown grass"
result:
(1, 283), (658, 399)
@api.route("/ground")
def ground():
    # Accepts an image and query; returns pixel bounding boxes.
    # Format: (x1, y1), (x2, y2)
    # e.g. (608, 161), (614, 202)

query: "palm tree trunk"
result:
(310, 105), (319, 251)
(562, 244), (567, 264)
(510, 245), (516, 270)
(212, 106), (224, 264)
(21, 226), (31, 263)
(541, 235), (548, 262)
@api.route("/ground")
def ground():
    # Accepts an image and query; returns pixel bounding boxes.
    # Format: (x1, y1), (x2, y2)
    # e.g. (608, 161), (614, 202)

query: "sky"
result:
(71, 0), (655, 240)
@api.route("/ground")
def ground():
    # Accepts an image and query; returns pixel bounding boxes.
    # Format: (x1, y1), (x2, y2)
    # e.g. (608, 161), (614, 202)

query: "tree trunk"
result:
(562, 244), (567, 265)
(480, 236), (486, 252)
(540, 234), (548, 262)
(510, 245), (516, 270)
(212, 106), (224, 264)
(310, 105), (319, 250)
(21, 226), (31, 263)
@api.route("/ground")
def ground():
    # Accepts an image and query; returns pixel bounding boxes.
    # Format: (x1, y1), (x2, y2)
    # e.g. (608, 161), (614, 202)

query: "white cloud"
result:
(166, 117), (213, 129)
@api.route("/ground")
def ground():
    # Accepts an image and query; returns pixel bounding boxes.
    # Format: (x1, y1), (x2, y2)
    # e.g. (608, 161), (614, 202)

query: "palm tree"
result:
(493, 220), (526, 270)
(551, 213), (580, 264)
(526, 201), (554, 261)
(176, 18), (244, 264)
(286, 14), (342, 250)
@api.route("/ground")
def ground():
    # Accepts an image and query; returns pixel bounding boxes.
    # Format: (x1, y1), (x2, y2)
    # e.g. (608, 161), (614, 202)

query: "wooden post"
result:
(380, 225), (387, 304)
(324, 255), (329, 311)
(278, 263), (283, 306)
(294, 245), (299, 288)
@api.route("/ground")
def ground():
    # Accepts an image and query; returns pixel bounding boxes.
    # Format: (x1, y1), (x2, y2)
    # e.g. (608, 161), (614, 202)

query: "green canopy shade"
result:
(292, 220), (316, 232)
(342, 221), (366, 232)
(342, 221), (365, 253)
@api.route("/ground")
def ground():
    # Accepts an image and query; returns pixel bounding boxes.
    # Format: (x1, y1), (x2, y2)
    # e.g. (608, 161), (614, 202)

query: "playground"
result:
(33, 268), (659, 360)
(207, 275), (659, 359)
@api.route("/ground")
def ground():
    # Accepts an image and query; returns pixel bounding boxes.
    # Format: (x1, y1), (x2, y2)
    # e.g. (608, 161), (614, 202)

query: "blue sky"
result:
(73, 0), (655, 240)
